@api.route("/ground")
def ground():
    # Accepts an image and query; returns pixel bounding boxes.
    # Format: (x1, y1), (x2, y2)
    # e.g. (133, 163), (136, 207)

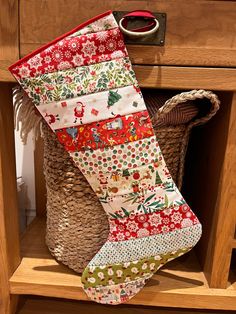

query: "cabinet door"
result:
(19, 0), (236, 67)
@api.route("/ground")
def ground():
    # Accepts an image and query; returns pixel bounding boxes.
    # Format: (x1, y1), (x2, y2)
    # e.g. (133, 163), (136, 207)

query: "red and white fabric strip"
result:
(11, 27), (127, 79)
(108, 204), (199, 241)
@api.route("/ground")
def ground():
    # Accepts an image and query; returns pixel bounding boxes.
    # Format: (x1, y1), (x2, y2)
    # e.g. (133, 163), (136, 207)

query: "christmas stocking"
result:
(9, 10), (202, 305)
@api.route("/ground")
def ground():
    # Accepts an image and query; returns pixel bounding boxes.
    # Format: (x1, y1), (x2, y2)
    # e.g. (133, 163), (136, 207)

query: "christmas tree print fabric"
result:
(9, 10), (202, 305)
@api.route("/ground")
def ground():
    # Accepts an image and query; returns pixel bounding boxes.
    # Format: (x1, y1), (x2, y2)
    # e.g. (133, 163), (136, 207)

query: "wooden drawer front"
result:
(20, 0), (236, 67)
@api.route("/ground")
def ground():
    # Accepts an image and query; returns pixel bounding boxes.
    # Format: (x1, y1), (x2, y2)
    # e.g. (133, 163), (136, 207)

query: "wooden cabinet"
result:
(0, 1), (236, 313)
(19, 0), (236, 67)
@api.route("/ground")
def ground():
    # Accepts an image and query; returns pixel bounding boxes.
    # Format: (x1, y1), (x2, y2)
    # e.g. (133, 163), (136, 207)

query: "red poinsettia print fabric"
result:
(12, 28), (127, 79)
(108, 204), (200, 242)
(55, 111), (154, 152)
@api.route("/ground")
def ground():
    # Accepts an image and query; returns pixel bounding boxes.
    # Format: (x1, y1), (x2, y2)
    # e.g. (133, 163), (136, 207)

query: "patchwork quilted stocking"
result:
(10, 10), (202, 305)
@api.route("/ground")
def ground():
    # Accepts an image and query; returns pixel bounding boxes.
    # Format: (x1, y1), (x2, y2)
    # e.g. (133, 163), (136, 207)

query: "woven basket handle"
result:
(152, 89), (220, 190)
(152, 89), (220, 127)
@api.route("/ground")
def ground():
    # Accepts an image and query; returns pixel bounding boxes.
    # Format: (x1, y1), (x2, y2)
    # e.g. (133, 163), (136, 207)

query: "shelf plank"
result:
(10, 217), (236, 310)
(16, 296), (235, 314)
(134, 66), (236, 91)
(0, 0), (19, 84)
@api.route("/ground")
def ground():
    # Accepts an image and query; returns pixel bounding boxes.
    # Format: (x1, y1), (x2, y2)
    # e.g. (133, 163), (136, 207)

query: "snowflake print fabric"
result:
(108, 204), (199, 241)
(9, 10), (202, 305)
(11, 16), (123, 79)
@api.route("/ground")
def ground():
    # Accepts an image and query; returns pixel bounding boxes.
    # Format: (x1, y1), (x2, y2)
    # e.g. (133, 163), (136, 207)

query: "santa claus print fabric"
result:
(37, 85), (146, 130)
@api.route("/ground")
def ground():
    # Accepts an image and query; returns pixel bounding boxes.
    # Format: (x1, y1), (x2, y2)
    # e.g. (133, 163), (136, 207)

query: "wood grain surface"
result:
(0, 0), (19, 82)
(20, 0), (236, 67)
(205, 92), (236, 288)
(134, 66), (236, 91)
(0, 83), (20, 314)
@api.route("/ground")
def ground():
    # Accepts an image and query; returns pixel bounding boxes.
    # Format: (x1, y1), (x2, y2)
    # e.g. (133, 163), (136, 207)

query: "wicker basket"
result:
(42, 89), (220, 273)
(44, 126), (109, 272)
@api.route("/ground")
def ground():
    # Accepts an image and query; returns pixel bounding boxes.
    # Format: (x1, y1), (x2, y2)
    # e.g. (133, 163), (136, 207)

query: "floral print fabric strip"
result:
(100, 186), (186, 219)
(12, 27), (127, 79)
(68, 13), (117, 38)
(55, 111), (154, 152)
(37, 85), (146, 130)
(70, 136), (160, 175)
(20, 57), (137, 105)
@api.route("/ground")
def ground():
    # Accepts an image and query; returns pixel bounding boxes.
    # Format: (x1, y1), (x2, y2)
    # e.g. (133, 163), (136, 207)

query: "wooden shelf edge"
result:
(10, 281), (87, 301)
(128, 47), (236, 68)
(134, 66), (236, 91)
(10, 283), (236, 310)
(16, 296), (236, 314)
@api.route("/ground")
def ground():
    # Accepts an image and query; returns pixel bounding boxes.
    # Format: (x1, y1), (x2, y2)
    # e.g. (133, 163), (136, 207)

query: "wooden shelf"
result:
(10, 218), (236, 311)
(16, 296), (235, 314)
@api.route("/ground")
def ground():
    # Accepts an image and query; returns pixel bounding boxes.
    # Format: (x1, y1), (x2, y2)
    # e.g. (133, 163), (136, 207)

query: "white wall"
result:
(15, 128), (36, 228)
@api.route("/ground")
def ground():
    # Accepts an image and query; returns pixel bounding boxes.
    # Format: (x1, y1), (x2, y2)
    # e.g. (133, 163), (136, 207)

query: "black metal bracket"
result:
(113, 11), (166, 46)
